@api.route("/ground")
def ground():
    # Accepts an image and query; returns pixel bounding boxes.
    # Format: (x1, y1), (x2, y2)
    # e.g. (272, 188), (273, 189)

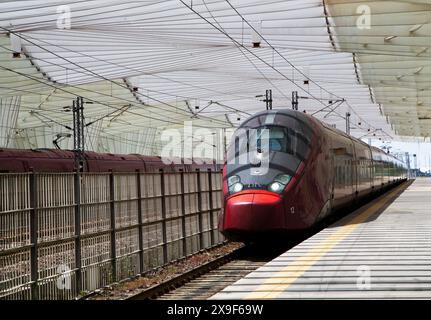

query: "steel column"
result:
(160, 170), (168, 264)
(136, 170), (144, 273)
(180, 170), (187, 256)
(207, 169), (215, 246)
(109, 171), (117, 282)
(196, 169), (204, 250)
(29, 170), (38, 300)
(74, 172), (82, 293)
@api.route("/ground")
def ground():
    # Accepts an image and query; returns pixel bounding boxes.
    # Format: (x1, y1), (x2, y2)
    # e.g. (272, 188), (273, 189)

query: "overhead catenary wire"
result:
(180, 0), (390, 139)
(1, 26), (236, 128)
(0, 0), (405, 142)
(198, 0), (384, 133)
(221, 0), (393, 139)
(0, 44), (242, 129)
(0, 30), (236, 129)
(201, 0), (292, 103)
(0, 64), (219, 128)
(0, 42), (390, 139)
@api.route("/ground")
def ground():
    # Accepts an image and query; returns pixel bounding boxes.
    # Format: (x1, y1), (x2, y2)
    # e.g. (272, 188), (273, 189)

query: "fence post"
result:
(180, 170), (187, 257)
(207, 169), (215, 246)
(136, 169), (144, 274)
(109, 171), (117, 282)
(196, 169), (204, 250)
(29, 170), (38, 300)
(74, 171), (82, 294)
(160, 169), (168, 264)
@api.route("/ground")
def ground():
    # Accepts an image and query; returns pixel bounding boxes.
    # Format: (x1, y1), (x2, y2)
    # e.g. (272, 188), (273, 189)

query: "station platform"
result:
(211, 178), (431, 299)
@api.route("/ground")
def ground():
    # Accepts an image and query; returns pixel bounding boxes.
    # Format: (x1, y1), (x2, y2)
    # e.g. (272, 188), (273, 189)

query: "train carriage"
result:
(220, 109), (408, 242)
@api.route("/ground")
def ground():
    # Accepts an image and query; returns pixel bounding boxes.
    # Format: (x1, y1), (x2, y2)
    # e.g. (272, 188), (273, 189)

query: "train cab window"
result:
(269, 128), (284, 152)
(230, 125), (310, 163)
(270, 139), (282, 152)
(228, 111), (313, 166)
(256, 127), (290, 153)
(254, 126), (309, 159)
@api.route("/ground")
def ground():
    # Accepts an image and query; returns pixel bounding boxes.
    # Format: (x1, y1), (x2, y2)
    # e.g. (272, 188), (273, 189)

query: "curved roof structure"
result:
(1, 0), (430, 154)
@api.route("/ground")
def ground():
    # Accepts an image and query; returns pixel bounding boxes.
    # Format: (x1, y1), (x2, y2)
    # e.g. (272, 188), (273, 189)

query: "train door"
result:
(330, 132), (355, 208)
(365, 145), (373, 191)
(346, 140), (355, 201)
(321, 131), (336, 220)
(329, 140), (336, 213)
(371, 149), (383, 190)
(355, 142), (373, 197)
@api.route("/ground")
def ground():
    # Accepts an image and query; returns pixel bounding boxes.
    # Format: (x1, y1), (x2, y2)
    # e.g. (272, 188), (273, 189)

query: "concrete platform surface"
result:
(211, 179), (431, 300)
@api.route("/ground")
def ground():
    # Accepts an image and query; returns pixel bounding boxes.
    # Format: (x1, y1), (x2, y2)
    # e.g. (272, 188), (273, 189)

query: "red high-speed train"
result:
(219, 109), (408, 242)
(0, 148), (217, 173)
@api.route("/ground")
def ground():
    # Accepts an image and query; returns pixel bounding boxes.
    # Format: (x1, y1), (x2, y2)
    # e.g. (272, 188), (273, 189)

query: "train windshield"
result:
(231, 125), (310, 162)
(225, 111), (313, 193)
(257, 127), (285, 152)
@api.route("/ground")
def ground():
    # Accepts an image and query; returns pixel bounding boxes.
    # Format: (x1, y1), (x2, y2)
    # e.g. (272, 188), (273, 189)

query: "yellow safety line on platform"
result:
(245, 183), (409, 299)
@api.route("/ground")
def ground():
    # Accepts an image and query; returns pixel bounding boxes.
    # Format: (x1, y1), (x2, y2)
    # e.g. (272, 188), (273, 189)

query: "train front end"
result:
(219, 110), (313, 242)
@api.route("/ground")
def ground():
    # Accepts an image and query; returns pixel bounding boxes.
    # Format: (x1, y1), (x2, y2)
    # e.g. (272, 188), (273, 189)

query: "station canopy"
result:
(0, 0), (430, 155)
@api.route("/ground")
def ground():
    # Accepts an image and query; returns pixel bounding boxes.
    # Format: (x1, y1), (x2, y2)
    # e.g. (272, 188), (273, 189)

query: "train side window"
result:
(235, 136), (240, 158)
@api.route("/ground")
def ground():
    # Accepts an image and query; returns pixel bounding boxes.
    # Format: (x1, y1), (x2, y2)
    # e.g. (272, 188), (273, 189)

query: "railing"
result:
(0, 169), (224, 300)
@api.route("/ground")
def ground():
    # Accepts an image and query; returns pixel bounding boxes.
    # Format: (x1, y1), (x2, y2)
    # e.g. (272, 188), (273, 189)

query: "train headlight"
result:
(228, 175), (240, 186)
(269, 182), (282, 193)
(268, 174), (291, 193)
(228, 175), (243, 194)
(232, 182), (243, 193)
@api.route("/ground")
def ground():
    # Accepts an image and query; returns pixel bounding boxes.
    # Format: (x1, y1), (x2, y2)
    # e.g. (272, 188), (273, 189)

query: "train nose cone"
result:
(223, 192), (285, 232)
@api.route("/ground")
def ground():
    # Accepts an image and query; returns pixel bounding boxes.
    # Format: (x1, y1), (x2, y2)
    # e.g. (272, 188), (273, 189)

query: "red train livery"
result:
(219, 109), (408, 242)
(0, 148), (217, 173)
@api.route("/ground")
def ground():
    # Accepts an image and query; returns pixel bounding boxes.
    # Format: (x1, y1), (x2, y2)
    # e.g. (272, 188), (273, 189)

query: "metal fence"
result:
(0, 169), (224, 300)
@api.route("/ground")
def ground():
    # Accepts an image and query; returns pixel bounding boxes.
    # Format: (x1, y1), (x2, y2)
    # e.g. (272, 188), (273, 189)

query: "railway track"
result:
(106, 184), (404, 301)
(127, 244), (293, 300)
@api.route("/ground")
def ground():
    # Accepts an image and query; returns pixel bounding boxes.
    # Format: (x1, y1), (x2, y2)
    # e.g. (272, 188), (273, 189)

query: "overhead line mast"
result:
(73, 96), (85, 172)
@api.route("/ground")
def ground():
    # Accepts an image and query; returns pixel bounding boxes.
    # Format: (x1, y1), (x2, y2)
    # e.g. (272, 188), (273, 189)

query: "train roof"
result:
(0, 148), (219, 167)
(239, 109), (312, 129)
(236, 110), (407, 166)
(0, 148), (74, 158)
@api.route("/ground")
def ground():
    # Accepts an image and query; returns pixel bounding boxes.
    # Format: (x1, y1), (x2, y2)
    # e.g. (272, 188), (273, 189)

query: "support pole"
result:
(265, 89), (273, 110)
(160, 170), (168, 264)
(196, 169), (204, 250)
(29, 170), (38, 300)
(73, 97), (85, 172)
(74, 171), (82, 294)
(346, 112), (351, 135)
(405, 152), (411, 179)
(109, 171), (117, 282)
(207, 169), (214, 246)
(292, 91), (298, 110)
(136, 170), (144, 274)
(180, 170), (187, 256)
